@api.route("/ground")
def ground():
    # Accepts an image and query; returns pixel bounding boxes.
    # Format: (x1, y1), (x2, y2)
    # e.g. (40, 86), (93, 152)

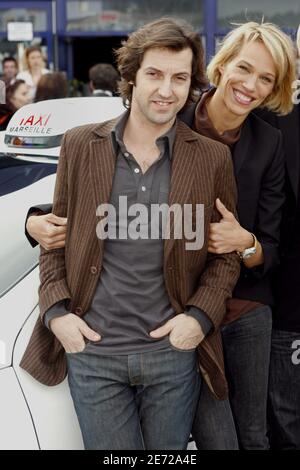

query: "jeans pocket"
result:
(65, 343), (89, 355)
(168, 338), (197, 353)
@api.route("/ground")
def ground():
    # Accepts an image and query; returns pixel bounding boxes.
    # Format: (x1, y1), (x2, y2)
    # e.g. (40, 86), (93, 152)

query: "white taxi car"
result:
(0, 97), (125, 449)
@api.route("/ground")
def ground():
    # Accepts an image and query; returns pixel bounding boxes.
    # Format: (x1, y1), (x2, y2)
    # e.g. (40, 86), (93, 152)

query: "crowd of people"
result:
(1, 18), (300, 450)
(0, 45), (120, 131)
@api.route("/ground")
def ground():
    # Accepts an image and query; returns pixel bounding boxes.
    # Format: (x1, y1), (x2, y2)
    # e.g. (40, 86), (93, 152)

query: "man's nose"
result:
(158, 78), (173, 98)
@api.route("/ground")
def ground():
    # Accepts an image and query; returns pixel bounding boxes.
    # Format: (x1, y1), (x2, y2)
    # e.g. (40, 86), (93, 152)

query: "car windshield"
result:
(0, 155), (56, 197)
(0, 154), (57, 298)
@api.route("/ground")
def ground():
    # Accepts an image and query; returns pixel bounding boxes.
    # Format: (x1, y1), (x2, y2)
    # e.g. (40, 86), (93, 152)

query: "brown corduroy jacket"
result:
(20, 118), (240, 400)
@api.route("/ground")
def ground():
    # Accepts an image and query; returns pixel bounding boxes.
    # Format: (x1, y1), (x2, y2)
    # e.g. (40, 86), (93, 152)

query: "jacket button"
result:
(74, 307), (83, 315)
(168, 266), (174, 271)
(90, 266), (98, 275)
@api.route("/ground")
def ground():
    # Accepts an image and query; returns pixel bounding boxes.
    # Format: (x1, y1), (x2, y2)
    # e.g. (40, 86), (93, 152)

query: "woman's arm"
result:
(26, 211), (67, 250)
(208, 198), (264, 268)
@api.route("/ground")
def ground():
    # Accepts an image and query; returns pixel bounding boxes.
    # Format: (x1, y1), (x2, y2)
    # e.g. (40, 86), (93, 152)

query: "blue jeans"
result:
(192, 305), (272, 450)
(222, 305), (272, 450)
(192, 381), (239, 450)
(66, 345), (201, 450)
(268, 329), (300, 449)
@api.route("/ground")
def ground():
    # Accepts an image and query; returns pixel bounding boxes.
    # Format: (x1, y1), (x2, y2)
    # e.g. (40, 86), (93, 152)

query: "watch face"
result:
(243, 247), (256, 259)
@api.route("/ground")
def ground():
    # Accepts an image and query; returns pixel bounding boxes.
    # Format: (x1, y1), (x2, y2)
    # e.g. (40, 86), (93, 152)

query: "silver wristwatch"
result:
(237, 233), (257, 259)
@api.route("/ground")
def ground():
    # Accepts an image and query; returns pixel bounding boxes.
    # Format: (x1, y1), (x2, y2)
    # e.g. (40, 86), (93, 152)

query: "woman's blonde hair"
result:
(207, 22), (296, 115)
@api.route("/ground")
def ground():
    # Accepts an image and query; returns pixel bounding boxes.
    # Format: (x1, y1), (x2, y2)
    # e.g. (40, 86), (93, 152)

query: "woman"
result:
(186, 22), (296, 450)
(0, 79), (30, 130)
(17, 46), (49, 101)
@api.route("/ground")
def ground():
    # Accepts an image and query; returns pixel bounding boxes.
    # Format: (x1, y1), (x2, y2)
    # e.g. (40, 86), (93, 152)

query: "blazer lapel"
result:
(231, 118), (251, 177)
(88, 122), (117, 256)
(89, 137), (116, 207)
(164, 121), (197, 266)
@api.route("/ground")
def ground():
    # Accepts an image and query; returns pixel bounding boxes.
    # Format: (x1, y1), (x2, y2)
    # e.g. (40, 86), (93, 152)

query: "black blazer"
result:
(256, 105), (300, 331)
(255, 105), (300, 250)
(179, 103), (285, 307)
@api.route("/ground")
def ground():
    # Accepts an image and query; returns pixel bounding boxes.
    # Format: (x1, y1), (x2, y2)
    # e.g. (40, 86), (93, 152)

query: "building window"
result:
(66, 0), (203, 32)
(218, 0), (300, 29)
(0, 9), (47, 32)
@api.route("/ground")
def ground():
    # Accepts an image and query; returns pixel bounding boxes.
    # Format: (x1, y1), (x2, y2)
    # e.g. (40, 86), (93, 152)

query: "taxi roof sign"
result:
(0, 97), (125, 157)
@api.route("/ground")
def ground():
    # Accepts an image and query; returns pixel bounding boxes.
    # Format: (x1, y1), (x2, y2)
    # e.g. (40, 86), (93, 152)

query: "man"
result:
(21, 18), (240, 450)
(1, 56), (18, 85)
(88, 63), (119, 96)
(255, 26), (300, 450)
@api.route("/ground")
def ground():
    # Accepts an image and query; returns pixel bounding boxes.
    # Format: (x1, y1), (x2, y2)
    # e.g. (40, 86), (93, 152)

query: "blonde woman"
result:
(180, 22), (296, 449)
(17, 46), (49, 101)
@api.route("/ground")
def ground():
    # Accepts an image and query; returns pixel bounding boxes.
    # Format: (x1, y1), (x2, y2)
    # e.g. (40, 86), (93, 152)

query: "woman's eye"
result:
(238, 65), (248, 72)
(261, 76), (272, 84)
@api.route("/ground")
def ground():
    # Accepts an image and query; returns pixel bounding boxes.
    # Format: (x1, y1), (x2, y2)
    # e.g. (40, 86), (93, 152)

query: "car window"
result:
(0, 155), (57, 197)
(0, 157), (57, 298)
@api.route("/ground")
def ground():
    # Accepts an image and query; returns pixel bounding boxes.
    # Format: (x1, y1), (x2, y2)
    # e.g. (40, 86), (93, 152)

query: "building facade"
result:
(0, 0), (299, 81)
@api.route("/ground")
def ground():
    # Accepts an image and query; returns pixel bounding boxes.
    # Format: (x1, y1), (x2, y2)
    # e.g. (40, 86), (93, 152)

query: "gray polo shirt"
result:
(45, 112), (211, 354)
